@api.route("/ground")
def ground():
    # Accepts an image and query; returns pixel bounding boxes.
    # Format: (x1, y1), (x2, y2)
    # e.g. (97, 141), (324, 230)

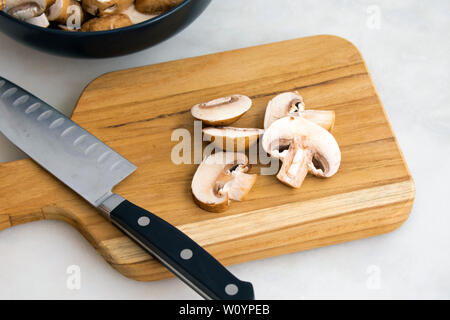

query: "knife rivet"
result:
(225, 284), (239, 296)
(180, 249), (193, 260)
(137, 216), (150, 227)
(13, 95), (29, 106)
(1, 87), (17, 99)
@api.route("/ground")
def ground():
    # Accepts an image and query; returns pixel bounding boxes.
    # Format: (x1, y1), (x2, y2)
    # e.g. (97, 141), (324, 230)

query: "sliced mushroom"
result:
(135, 0), (183, 15)
(47, 0), (84, 29)
(191, 95), (252, 126)
(80, 13), (132, 31)
(203, 127), (264, 152)
(81, 0), (133, 16)
(264, 91), (335, 131)
(191, 152), (257, 212)
(263, 92), (305, 129)
(297, 110), (335, 131)
(4, 0), (54, 20)
(262, 116), (341, 188)
(122, 4), (156, 24)
(7, 2), (42, 20)
(25, 12), (49, 27)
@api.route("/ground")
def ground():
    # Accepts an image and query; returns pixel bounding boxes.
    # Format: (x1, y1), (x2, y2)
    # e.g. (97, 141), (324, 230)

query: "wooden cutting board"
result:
(0, 35), (415, 281)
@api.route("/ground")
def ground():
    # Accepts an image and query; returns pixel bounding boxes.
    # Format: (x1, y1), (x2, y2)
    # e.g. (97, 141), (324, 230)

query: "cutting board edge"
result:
(100, 191), (415, 282)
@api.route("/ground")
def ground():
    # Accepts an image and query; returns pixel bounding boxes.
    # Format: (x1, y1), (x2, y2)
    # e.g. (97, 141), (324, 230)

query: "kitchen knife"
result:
(0, 77), (254, 300)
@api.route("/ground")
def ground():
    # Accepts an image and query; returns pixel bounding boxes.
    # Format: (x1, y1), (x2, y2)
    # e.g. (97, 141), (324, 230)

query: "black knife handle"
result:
(109, 200), (255, 300)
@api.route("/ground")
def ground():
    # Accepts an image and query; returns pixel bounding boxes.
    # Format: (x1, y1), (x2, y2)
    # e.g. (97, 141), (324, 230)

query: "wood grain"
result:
(0, 35), (415, 281)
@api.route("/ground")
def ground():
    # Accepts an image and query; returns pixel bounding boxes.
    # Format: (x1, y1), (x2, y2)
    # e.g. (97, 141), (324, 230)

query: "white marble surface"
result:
(0, 0), (449, 299)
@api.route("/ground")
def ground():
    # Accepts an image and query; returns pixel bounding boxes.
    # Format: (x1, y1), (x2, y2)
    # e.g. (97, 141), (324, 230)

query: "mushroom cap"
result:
(81, 0), (134, 17)
(262, 116), (341, 178)
(191, 95), (252, 126)
(122, 4), (156, 24)
(81, 13), (132, 31)
(135, 0), (183, 15)
(203, 127), (264, 152)
(191, 152), (257, 213)
(263, 92), (305, 129)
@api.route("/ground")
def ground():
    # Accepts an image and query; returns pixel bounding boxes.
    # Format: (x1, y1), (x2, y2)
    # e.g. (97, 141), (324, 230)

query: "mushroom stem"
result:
(276, 137), (313, 188)
(47, 0), (84, 29)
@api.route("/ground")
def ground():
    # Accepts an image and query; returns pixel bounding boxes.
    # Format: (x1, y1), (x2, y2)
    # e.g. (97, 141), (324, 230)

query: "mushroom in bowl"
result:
(0, 0), (211, 57)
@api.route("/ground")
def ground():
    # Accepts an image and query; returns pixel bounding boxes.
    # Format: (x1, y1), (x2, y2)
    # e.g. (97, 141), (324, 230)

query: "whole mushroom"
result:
(262, 116), (341, 188)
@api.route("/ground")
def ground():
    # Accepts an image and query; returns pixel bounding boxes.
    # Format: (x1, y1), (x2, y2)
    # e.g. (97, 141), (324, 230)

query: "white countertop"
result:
(0, 0), (449, 299)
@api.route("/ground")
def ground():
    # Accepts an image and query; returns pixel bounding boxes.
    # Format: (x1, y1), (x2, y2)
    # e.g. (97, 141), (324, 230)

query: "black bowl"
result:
(0, 0), (211, 58)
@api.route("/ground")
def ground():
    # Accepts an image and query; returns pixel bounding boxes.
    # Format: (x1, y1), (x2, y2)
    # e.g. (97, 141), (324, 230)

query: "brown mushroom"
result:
(81, 0), (133, 16)
(262, 116), (341, 188)
(135, 0), (183, 15)
(191, 95), (252, 126)
(122, 4), (156, 24)
(80, 13), (132, 31)
(191, 152), (257, 212)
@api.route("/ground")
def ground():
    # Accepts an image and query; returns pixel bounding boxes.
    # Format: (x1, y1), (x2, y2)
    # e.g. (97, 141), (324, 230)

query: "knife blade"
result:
(0, 77), (254, 300)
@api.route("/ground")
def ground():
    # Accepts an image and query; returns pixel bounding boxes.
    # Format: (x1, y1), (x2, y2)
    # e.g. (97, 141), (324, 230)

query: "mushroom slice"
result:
(263, 92), (305, 129)
(47, 0), (84, 29)
(191, 152), (257, 213)
(25, 12), (49, 27)
(263, 91), (335, 131)
(7, 2), (43, 20)
(262, 116), (341, 188)
(297, 110), (335, 132)
(81, 0), (134, 17)
(80, 13), (132, 31)
(203, 127), (264, 152)
(191, 95), (252, 126)
(4, 0), (54, 20)
(135, 0), (183, 15)
(123, 4), (156, 24)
